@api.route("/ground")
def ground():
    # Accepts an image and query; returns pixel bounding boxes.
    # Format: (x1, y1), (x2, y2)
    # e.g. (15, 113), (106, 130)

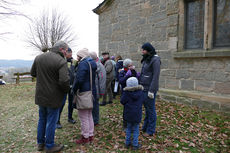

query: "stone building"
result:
(93, 0), (230, 113)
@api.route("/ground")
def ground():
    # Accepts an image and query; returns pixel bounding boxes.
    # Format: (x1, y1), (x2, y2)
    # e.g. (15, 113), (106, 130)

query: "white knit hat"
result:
(126, 77), (138, 87)
(77, 48), (89, 58)
(89, 51), (98, 60)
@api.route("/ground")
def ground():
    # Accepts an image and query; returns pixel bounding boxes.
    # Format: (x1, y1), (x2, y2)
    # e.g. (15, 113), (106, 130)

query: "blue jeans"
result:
(92, 97), (99, 125)
(142, 91), (157, 135)
(37, 106), (59, 149)
(126, 122), (139, 147)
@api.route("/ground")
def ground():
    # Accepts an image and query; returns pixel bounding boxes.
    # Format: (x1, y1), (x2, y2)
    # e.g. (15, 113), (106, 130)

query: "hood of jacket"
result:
(123, 85), (144, 100)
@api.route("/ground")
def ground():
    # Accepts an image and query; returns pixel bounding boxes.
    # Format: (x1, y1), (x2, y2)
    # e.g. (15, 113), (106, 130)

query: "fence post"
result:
(16, 72), (19, 84)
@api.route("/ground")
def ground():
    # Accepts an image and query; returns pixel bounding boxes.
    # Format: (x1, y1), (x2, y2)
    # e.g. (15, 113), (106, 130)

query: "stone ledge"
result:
(173, 49), (230, 59)
(158, 88), (230, 114)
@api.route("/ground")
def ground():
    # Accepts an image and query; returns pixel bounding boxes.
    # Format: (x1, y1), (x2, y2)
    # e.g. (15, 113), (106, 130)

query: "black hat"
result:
(67, 48), (72, 52)
(102, 52), (109, 55)
(142, 42), (156, 54)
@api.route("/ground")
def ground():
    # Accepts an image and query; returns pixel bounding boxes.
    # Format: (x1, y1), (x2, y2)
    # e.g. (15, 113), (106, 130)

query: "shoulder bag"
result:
(73, 61), (94, 110)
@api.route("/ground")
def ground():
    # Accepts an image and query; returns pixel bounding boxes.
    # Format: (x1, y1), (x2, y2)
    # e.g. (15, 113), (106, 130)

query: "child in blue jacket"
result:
(120, 77), (144, 150)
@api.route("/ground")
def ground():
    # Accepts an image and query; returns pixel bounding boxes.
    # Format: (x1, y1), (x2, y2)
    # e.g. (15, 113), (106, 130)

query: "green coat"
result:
(31, 49), (70, 108)
(104, 59), (114, 81)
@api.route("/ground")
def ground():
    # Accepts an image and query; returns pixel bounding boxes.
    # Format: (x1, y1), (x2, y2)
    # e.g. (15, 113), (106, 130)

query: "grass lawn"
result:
(0, 83), (229, 152)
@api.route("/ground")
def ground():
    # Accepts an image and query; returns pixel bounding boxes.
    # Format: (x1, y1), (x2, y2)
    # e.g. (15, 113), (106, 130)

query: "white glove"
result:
(148, 92), (154, 99)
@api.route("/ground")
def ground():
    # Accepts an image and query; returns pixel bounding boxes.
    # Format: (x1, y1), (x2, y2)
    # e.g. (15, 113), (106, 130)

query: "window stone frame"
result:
(175, 0), (230, 58)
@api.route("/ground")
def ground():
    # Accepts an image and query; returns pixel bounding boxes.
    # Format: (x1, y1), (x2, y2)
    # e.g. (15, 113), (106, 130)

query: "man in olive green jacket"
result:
(100, 52), (114, 105)
(31, 41), (70, 153)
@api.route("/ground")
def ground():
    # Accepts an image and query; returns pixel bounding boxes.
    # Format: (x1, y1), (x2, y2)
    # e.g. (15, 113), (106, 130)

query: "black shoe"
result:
(125, 143), (131, 149)
(142, 129), (146, 133)
(99, 102), (106, 106)
(68, 119), (76, 124)
(56, 123), (62, 129)
(108, 101), (113, 104)
(37, 144), (45, 151)
(94, 123), (99, 127)
(132, 144), (141, 150)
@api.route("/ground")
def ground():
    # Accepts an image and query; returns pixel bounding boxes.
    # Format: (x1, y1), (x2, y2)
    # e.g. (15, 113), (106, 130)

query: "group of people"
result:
(31, 41), (161, 152)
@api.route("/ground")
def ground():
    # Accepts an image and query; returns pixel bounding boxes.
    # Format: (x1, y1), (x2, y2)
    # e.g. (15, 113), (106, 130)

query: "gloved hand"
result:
(136, 72), (141, 78)
(125, 69), (132, 77)
(148, 91), (155, 99)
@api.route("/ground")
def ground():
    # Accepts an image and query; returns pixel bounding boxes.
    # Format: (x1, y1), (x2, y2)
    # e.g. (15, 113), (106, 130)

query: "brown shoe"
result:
(142, 133), (153, 138)
(89, 136), (94, 142)
(37, 144), (45, 151)
(76, 135), (89, 144)
(45, 144), (64, 153)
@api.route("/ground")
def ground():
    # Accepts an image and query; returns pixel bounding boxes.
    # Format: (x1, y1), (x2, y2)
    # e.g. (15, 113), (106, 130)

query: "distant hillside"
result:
(0, 60), (33, 68)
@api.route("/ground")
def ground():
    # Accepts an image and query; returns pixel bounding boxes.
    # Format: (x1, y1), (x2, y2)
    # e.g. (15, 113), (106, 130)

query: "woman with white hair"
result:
(118, 59), (138, 91)
(72, 48), (97, 144)
(118, 58), (139, 131)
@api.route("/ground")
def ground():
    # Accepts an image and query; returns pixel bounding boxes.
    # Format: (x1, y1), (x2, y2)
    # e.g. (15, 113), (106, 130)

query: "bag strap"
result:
(87, 61), (93, 91)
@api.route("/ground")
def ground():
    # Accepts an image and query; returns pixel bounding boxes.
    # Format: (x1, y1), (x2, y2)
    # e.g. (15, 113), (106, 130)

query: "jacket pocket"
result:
(140, 75), (152, 85)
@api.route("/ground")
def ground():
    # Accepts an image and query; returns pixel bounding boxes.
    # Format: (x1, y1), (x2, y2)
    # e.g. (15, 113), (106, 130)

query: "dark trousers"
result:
(37, 106), (59, 149)
(123, 107), (127, 129)
(103, 79), (113, 102)
(92, 98), (99, 125)
(57, 90), (74, 123)
(111, 79), (116, 98)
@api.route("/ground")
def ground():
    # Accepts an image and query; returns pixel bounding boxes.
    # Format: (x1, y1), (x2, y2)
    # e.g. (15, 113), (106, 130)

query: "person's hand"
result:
(125, 70), (132, 77)
(148, 92), (154, 99)
(129, 65), (135, 70)
(136, 72), (141, 78)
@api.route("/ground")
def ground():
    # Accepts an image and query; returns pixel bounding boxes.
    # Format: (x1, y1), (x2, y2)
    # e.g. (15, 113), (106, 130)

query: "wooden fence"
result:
(12, 72), (35, 84)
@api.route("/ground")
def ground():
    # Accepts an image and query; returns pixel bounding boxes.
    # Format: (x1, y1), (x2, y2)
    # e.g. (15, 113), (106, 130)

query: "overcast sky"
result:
(0, 0), (103, 60)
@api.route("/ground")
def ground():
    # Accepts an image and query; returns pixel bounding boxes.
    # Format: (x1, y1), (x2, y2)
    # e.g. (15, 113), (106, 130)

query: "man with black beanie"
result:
(56, 48), (76, 129)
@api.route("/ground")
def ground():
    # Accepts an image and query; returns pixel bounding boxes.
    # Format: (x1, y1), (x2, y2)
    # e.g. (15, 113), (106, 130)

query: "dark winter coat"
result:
(72, 57), (97, 95)
(118, 69), (137, 91)
(115, 60), (123, 81)
(120, 85), (144, 123)
(67, 57), (76, 86)
(139, 55), (161, 93)
(31, 49), (70, 109)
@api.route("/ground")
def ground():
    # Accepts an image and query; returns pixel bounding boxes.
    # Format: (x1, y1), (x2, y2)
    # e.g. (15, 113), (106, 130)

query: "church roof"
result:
(93, 0), (115, 15)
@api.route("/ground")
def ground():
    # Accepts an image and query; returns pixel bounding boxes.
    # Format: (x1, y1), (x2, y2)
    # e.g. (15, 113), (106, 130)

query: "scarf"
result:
(141, 53), (154, 63)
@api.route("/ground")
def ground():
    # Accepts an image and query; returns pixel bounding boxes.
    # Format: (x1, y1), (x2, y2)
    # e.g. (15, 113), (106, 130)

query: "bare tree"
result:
(26, 10), (77, 52)
(0, 0), (29, 38)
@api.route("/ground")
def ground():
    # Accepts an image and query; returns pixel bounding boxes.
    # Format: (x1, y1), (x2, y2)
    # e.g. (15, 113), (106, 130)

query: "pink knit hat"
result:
(77, 48), (89, 58)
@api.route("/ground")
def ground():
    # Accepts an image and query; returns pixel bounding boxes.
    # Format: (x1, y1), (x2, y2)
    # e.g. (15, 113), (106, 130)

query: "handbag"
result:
(73, 61), (94, 110)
